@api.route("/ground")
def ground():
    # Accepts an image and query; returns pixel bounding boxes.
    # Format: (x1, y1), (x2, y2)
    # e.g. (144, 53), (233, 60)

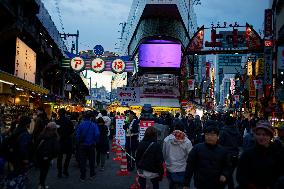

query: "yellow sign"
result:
(152, 107), (180, 112)
(256, 58), (264, 76)
(247, 61), (253, 76)
(129, 106), (142, 111)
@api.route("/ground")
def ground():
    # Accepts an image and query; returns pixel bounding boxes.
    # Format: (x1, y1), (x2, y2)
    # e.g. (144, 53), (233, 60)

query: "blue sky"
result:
(42, 0), (269, 91)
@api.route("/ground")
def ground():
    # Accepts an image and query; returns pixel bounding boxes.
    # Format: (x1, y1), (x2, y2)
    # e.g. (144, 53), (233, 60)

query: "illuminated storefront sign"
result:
(71, 57), (85, 71)
(15, 38), (36, 83)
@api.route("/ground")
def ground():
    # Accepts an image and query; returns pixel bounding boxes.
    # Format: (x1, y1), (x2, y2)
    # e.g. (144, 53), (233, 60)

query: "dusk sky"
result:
(42, 0), (269, 91)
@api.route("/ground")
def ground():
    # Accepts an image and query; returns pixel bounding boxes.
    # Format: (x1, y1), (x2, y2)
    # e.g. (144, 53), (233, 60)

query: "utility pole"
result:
(60, 30), (79, 55)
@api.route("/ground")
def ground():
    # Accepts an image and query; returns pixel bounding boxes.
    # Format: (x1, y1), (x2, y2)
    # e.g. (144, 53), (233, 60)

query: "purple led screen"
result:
(138, 43), (181, 68)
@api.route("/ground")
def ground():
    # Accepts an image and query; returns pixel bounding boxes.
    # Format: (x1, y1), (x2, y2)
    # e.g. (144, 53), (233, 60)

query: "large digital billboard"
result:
(138, 42), (181, 68)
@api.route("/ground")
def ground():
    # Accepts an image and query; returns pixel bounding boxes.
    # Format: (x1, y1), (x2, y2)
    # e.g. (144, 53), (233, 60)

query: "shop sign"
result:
(15, 38), (36, 83)
(256, 58), (264, 77)
(91, 58), (105, 73)
(188, 79), (195, 91)
(71, 57), (85, 71)
(264, 47), (273, 84)
(234, 95), (240, 102)
(181, 100), (187, 109)
(247, 61), (253, 76)
(264, 9), (273, 37)
(249, 76), (256, 97)
(253, 80), (263, 89)
(278, 46), (284, 70)
(230, 78), (235, 95)
(115, 116), (126, 146)
(139, 120), (154, 142)
(117, 87), (140, 103)
(111, 59), (126, 74)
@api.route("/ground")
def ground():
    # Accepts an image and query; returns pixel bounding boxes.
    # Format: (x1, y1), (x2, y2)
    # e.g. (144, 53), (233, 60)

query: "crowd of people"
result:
(0, 108), (284, 189)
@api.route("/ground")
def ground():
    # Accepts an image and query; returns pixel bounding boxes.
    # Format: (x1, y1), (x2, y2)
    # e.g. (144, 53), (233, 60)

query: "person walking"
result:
(236, 121), (280, 189)
(136, 126), (164, 189)
(123, 111), (139, 171)
(36, 122), (60, 189)
(96, 117), (109, 171)
(183, 120), (231, 189)
(55, 108), (74, 178)
(219, 116), (242, 189)
(76, 111), (100, 182)
(163, 124), (193, 189)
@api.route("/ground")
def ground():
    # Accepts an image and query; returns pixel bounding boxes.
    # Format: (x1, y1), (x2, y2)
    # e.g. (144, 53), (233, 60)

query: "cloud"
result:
(42, 0), (132, 52)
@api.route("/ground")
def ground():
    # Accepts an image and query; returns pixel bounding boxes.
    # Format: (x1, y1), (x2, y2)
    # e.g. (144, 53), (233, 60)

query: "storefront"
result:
(0, 70), (49, 127)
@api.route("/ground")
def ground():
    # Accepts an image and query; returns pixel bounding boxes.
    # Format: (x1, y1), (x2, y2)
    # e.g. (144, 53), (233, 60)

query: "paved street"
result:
(27, 151), (169, 189)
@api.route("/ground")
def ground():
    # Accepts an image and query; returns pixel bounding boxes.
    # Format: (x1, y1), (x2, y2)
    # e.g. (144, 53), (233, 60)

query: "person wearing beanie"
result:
(183, 120), (231, 189)
(236, 120), (280, 189)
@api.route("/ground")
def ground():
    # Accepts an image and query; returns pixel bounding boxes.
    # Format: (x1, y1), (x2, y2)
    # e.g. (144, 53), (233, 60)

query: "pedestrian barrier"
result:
(113, 145), (122, 161)
(116, 149), (130, 176)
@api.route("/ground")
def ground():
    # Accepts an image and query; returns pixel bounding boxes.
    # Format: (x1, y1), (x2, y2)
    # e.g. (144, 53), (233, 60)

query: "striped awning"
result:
(0, 70), (49, 94)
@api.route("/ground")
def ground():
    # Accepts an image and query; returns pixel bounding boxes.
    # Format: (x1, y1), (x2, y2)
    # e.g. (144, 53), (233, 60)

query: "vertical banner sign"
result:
(278, 46), (284, 69)
(188, 79), (195, 90)
(249, 76), (256, 97)
(247, 61), (253, 76)
(181, 100), (188, 109)
(139, 120), (154, 142)
(115, 116), (126, 146)
(264, 47), (273, 84)
(206, 62), (210, 77)
(264, 9), (273, 37)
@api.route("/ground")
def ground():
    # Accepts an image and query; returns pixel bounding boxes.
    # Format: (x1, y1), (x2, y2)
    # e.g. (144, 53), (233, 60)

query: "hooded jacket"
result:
(163, 130), (193, 173)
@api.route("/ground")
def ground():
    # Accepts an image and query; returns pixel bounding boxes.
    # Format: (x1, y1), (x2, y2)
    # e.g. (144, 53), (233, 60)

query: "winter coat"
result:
(36, 134), (59, 160)
(219, 124), (242, 156)
(136, 139), (164, 177)
(163, 131), (192, 173)
(56, 116), (74, 154)
(236, 144), (279, 189)
(183, 143), (231, 189)
(96, 124), (109, 153)
(76, 119), (100, 146)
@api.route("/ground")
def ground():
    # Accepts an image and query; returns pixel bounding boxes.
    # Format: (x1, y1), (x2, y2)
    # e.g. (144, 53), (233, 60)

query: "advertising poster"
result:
(115, 116), (125, 146)
(15, 38), (36, 83)
(139, 120), (154, 142)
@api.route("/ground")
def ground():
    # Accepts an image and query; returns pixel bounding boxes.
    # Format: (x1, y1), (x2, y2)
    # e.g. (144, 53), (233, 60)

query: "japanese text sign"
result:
(117, 87), (140, 103)
(71, 57), (85, 71)
(139, 120), (154, 142)
(111, 59), (126, 74)
(115, 116), (125, 146)
(91, 58), (105, 73)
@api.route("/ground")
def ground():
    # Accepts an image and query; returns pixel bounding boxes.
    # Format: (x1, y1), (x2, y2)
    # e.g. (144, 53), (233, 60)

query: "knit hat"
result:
(253, 120), (274, 137)
(204, 120), (219, 135)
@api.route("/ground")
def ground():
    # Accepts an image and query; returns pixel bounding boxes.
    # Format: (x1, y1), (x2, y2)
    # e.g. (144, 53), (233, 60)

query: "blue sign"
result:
(94, 45), (104, 56)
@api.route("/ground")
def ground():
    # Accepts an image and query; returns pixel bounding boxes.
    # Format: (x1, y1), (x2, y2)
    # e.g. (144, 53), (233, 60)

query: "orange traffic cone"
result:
(113, 145), (122, 161)
(111, 139), (118, 152)
(117, 149), (129, 176)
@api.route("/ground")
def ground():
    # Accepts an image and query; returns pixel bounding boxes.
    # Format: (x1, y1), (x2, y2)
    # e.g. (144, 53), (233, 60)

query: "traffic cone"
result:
(113, 145), (122, 161)
(111, 139), (118, 152)
(117, 149), (129, 176)
(129, 174), (140, 189)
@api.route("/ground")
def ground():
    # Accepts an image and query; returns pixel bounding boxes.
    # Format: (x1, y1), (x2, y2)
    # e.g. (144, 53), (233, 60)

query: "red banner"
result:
(264, 9), (273, 37)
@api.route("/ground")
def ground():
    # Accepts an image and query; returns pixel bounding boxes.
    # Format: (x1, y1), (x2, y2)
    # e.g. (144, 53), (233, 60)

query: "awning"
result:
(131, 98), (180, 107)
(0, 70), (49, 94)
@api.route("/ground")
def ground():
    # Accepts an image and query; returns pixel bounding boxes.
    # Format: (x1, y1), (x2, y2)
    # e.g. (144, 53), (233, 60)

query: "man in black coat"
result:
(183, 120), (231, 189)
(56, 108), (74, 178)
